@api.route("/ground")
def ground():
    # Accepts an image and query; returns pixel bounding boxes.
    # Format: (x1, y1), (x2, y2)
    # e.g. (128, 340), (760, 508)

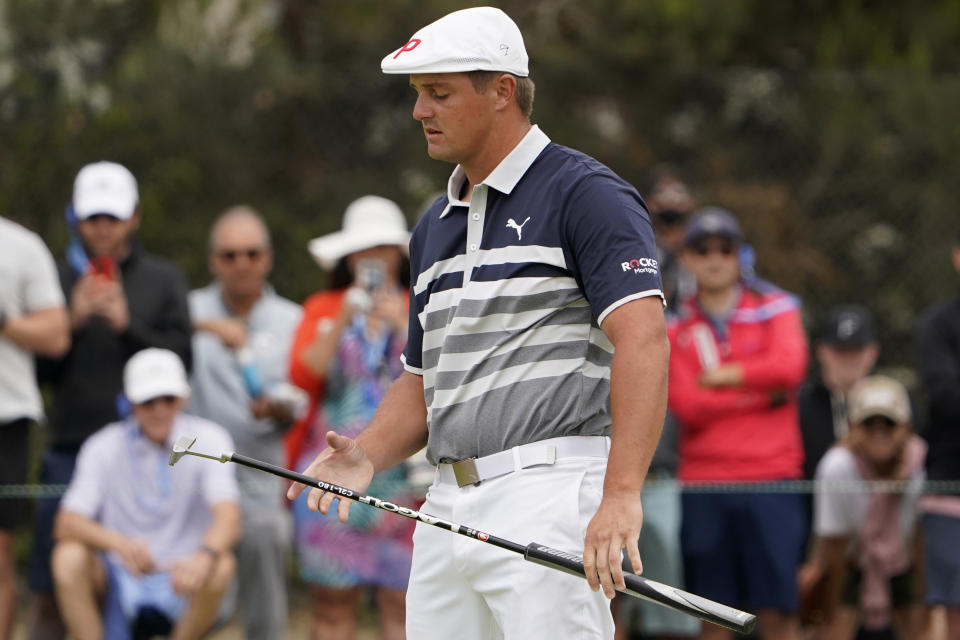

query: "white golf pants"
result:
(405, 456), (614, 639)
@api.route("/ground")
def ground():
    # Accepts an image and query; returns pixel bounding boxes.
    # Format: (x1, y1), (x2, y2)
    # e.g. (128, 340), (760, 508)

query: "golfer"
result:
(289, 7), (668, 637)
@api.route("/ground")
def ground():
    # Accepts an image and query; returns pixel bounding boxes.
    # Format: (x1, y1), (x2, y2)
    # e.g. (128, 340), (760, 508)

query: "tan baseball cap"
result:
(381, 7), (529, 77)
(847, 375), (911, 425)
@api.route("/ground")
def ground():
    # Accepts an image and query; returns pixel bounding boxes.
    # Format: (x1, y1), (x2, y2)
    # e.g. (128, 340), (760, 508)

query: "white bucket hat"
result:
(308, 196), (410, 270)
(124, 348), (190, 405)
(73, 161), (139, 220)
(381, 6), (528, 77)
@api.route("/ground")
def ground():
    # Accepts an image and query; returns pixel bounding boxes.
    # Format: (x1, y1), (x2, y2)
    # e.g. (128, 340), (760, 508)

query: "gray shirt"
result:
(187, 283), (302, 505)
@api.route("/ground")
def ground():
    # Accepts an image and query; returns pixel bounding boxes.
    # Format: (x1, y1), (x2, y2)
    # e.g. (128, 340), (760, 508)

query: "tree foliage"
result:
(2, 0), (959, 372)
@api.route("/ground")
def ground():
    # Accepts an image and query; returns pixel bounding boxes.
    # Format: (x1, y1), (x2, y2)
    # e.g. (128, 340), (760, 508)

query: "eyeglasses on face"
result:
(214, 248), (267, 262)
(138, 395), (179, 408)
(656, 209), (687, 226)
(691, 241), (737, 257)
(860, 415), (899, 430)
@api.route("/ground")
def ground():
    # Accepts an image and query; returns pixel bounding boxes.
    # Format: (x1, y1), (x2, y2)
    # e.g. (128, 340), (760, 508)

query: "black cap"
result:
(683, 207), (743, 247)
(819, 304), (878, 347)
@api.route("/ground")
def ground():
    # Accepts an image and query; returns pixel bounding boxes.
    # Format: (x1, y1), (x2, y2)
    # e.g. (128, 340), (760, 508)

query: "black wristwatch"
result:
(199, 544), (219, 559)
(0, 310), (8, 334)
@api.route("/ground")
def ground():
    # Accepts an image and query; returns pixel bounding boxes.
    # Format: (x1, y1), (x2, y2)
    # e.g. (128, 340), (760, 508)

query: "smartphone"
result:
(89, 255), (118, 280)
(356, 258), (387, 295)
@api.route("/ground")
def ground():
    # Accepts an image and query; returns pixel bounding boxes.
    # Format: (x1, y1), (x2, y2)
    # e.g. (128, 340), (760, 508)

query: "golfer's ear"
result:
(493, 73), (517, 111)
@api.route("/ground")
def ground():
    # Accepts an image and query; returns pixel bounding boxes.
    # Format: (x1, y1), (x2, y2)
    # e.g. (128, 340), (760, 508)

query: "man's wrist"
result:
(199, 544), (219, 559)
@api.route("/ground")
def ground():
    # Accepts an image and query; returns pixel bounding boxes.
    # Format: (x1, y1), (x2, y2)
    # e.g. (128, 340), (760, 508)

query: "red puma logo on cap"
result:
(393, 38), (422, 58)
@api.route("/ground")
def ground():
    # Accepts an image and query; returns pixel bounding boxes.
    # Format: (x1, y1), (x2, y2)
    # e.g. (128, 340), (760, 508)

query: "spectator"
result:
(0, 216), (70, 640)
(647, 167), (697, 309)
(29, 161), (193, 639)
(615, 172), (699, 640)
(798, 375), (927, 640)
(187, 205), (303, 640)
(51, 348), (240, 640)
(287, 195), (414, 640)
(914, 232), (960, 640)
(668, 207), (808, 640)
(799, 305), (880, 482)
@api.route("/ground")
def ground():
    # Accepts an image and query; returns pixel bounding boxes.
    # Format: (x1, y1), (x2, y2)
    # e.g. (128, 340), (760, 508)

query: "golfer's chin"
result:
(424, 142), (457, 164)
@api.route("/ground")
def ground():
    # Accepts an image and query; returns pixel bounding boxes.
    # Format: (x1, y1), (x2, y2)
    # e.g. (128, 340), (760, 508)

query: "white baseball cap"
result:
(124, 348), (191, 405)
(73, 161), (139, 221)
(381, 7), (529, 77)
(308, 196), (410, 270)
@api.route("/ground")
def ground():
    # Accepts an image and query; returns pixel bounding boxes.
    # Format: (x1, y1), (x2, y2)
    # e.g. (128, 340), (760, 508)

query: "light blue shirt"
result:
(188, 283), (302, 505)
(62, 415), (239, 568)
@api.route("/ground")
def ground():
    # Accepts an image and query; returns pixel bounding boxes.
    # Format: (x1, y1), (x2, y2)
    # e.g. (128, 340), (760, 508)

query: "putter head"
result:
(169, 434), (198, 467)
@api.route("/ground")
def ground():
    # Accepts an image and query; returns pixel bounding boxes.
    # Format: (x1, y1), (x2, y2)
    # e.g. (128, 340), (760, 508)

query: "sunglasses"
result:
(656, 209), (687, 226)
(860, 415), (899, 430)
(215, 248), (267, 262)
(691, 241), (737, 257)
(138, 395), (179, 408)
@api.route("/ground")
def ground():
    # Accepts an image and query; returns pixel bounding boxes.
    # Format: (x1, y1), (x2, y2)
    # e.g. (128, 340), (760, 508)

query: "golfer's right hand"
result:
(286, 430), (375, 523)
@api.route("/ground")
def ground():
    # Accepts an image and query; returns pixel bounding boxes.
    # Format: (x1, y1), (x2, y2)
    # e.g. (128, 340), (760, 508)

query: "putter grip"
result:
(524, 543), (756, 634)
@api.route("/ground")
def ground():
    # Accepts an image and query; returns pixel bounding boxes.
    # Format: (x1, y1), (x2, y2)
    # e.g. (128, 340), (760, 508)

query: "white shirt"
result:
(0, 217), (65, 422)
(813, 445), (924, 540)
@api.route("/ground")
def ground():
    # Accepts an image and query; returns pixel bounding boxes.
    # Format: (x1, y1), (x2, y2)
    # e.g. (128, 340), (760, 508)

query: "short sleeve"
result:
(563, 174), (663, 325)
(813, 447), (859, 537)
(24, 233), (65, 312)
(402, 282), (424, 374)
(61, 433), (109, 519)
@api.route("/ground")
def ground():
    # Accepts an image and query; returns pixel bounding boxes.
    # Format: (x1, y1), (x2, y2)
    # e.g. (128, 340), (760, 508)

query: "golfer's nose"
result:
(413, 93), (432, 121)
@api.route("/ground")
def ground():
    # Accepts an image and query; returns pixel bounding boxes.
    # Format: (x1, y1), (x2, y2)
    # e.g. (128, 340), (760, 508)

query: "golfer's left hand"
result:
(582, 490), (643, 599)
(171, 551), (215, 595)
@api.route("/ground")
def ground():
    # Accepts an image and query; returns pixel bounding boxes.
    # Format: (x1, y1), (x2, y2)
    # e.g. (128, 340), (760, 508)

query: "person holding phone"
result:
(287, 195), (414, 640)
(29, 161), (193, 639)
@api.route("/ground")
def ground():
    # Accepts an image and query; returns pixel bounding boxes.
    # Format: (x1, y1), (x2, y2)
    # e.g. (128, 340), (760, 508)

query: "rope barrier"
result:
(2, 478), (959, 498)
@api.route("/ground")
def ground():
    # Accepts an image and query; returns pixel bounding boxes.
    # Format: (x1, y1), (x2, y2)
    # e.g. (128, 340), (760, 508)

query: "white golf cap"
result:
(124, 348), (190, 405)
(73, 161), (139, 221)
(847, 375), (912, 425)
(308, 195), (410, 270)
(381, 7), (529, 77)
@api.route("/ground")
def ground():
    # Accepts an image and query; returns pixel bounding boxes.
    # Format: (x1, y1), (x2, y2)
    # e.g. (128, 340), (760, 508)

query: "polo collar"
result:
(439, 125), (551, 219)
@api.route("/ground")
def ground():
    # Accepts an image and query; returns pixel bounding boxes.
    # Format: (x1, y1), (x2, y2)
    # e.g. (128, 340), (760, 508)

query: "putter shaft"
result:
(171, 439), (756, 634)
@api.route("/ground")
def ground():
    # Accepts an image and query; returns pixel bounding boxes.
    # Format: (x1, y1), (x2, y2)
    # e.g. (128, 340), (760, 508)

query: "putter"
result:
(170, 435), (756, 634)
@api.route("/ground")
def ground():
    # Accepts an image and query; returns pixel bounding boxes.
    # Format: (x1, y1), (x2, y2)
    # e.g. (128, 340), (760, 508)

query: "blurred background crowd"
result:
(2, 1), (960, 639)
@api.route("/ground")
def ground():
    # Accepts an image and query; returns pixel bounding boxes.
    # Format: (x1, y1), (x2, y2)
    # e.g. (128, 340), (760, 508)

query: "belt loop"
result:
(511, 445), (523, 472)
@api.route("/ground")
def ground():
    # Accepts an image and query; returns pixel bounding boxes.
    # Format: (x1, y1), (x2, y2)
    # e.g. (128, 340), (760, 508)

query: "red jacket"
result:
(668, 282), (808, 482)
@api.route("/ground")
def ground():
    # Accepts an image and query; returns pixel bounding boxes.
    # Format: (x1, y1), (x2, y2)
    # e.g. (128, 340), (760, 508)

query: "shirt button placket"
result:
(464, 185), (487, 284)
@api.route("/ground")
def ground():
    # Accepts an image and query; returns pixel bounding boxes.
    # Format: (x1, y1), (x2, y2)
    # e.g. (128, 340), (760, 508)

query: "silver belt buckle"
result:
(452, 458), (481, 487)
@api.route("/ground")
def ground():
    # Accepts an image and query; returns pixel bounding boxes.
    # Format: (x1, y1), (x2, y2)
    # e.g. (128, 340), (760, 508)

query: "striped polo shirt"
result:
(403, 126), (663, 464)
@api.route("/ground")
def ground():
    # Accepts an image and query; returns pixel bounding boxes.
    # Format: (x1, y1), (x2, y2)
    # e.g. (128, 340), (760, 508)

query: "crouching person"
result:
(52, 348), (241, 640)
(799, 375), (927, 640)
